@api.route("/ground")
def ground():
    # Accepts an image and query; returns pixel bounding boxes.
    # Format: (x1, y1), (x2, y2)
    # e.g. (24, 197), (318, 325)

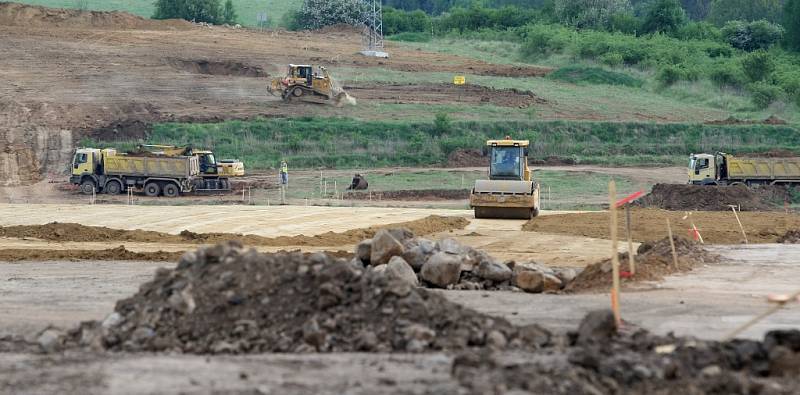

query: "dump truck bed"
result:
(104, 155), (200, 178)
(727, 156), (800, 181)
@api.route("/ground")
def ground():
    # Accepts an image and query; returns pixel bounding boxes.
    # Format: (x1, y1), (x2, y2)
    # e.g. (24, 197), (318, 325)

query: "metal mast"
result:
(360, 0), (388, 57)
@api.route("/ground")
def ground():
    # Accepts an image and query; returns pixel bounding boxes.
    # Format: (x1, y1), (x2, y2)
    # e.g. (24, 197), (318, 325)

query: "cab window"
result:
(74, 153), (88, 164)
(696, 158), (709, 170)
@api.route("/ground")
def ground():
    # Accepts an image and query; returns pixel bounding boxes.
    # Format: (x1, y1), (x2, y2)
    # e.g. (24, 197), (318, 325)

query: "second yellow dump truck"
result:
(688, 152), (800, 186)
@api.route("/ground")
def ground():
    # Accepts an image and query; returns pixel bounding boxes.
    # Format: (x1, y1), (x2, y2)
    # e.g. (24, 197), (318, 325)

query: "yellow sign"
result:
(453, 75), (466, 85)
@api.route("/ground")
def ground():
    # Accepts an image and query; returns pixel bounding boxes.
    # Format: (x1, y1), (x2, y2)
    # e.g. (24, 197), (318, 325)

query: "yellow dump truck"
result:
(70, 148), (201, 197)
(688, 152), (800, 186)
(470, 138), (540, 219)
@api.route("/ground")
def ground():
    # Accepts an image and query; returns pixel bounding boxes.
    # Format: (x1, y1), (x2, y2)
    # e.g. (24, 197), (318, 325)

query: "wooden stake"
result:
(609, 180), (621, 326)
(729, 205), (748, 244)
(625, 204), (635, 275)
(723, 288), (800, 341)
(666, 218), (679, 270)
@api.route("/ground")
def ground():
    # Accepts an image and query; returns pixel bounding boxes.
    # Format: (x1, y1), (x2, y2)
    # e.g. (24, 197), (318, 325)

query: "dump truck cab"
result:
(470, 137), (540, 219)
(688, 153), (718, 185)
(70, 148), (117, 194)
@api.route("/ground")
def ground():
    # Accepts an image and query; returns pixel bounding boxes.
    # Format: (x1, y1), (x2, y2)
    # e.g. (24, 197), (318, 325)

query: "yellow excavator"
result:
(267, 64), (351, 106)
(469, 137), (540, 219)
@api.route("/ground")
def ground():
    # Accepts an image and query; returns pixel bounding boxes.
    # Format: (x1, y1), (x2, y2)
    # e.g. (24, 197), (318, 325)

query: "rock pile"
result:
(454, 310), (800, 394)
(777, 229), (800, 243)
(357, 229), (576, 293)
(62, 241), (551, 354)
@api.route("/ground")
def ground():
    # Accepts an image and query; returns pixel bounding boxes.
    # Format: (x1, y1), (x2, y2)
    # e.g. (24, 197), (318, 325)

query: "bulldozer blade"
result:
(474, 206), (535, 220)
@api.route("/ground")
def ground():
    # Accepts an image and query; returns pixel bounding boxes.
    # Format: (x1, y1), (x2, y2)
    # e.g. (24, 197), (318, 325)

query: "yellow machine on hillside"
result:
(267, 64), (349, 105)
(469, 137), (541, 219)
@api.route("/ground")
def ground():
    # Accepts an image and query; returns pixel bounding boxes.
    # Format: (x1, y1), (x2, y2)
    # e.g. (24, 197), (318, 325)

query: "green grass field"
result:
(13, 0), (300, 26)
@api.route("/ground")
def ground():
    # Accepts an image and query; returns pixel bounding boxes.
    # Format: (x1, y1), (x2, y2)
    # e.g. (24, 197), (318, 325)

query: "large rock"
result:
(513, 261), (555, 276)
(401, 245), (428, 271)
(370, 229), (412, 265)
(554, 268), (578, 285)
(420, 252), (462, 288)
(514, 270), (544, 293)
(576, 309), (617, 345)
(438, 238), (468, 255)
(542, 273), (563, 291)
(385, 256), (419, 287)
(355, 239), (372, 264)
(475, 260), (512, 282)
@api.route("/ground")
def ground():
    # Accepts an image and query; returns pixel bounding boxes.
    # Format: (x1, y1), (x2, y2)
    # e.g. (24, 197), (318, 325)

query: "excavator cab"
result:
(470, 137), (540, 219)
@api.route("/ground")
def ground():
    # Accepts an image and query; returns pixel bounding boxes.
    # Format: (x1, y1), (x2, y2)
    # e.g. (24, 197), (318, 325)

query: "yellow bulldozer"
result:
(267, 64), (352, 106)
(469, 137), (540, 219)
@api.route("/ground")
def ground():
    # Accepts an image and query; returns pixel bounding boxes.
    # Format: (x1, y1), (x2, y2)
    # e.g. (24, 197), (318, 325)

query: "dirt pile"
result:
(0, 246), (180, 262)
(453, 310), (800, 395)
(0, 2), (190, 30)
(343, 83), (546, 108)
(447, 149), (487, 167)
(0, 215), (469, 247)
(64, 241), (550, 353)
(565, 237), (717, 292)
(167, 59), (268, 77)
(636, 183), (777, 211)
(777, 230), (800, 243)
(345, 189), (469, 201)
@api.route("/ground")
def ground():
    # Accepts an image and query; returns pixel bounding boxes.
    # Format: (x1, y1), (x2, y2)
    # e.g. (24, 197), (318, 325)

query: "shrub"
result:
(549, 65), (643, 87)
(608, 12), (642, 35)
(600, 52), (624, 66)
(641, 0), (687, 35)
(519, 24), (571, 59)
(292, 0), (366, 30)
(748, 82), (784, 109)
(432, 112), (452, 136)
(153, 0), (223, 24)
(656, 65), (683, 86)
(709, 60), (746, 87)
(741, 50), (775, 81)
(222, 0), (236, 24)
(721, 19), (785, 51)
(786, 0), (800, 51)
(675, 21), (721, 41)
(553, 0), (631, 30)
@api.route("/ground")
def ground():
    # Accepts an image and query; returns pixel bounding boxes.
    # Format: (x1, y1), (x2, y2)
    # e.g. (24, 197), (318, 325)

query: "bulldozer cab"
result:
(485, 139), (531, 182)
(288, 64), (313, 85)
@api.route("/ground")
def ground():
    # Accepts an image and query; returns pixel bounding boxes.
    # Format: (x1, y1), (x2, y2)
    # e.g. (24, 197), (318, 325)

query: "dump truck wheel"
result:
(162, 183), (180, 198)
(144, 182), (161, 197)
(79, 179), (96, 195)
(105, 180), (122, 195)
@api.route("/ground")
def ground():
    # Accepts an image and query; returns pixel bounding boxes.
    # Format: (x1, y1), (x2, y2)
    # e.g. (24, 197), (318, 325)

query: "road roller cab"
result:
(469, 137), (540, 219)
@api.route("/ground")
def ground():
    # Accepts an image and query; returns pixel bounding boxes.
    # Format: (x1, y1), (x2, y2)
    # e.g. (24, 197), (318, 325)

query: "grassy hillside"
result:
(81, 117), (800, 170)
(12, 0), (300, 26)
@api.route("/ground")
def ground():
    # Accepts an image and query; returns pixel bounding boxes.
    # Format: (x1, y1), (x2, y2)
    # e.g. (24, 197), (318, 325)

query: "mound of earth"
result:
(0, 246), (180, 262)
(565, 236), (717, 292)
(777, 230), (800, 243)
(167, 59), (268, 77)
(345, 189), (469, 201)
(0, 3), (190, 30)
(64, 241), (550, 353)
(343, 83), (546, 108)
(0, 215), (468, 246)
(636, 183), (776, 211)
(454, 310), (800, 395)
(447, 149), (486, 167)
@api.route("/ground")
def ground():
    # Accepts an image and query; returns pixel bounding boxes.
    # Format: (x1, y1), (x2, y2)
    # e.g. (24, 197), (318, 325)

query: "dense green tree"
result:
(153, 0), (223, 24)
(708, 0), (782, 25)
(222, 0), (237, 24)
(642, 0), (687, 34)
(785, 0), (800, 51)
(554, 0), (632, 29)
(741, 49), (776, 81)
(721, 20), (784, 51)
(293, 0), (366, 30)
